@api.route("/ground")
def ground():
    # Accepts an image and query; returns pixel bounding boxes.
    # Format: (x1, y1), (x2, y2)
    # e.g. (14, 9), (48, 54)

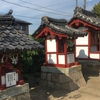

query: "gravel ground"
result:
(29, 74), (100, 100)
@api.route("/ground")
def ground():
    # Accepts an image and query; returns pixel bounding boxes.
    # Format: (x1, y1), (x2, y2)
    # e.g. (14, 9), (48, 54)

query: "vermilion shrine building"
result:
(69, 7), (100, 60)
(34, 16), (86, 90)
(34, 16), (87, 68)
(0, 10), (43, 100)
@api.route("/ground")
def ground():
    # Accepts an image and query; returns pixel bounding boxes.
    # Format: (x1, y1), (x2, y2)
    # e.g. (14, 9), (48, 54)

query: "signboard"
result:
(6, 72), (16, 87)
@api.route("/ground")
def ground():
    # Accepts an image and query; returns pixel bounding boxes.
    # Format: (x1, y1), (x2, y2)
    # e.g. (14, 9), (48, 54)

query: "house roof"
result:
(68, 6), (100, 27)
(0, 9), (32, 25)
(0, 9), (43, 53)
(15, 18), (32, 25)
(33, 16), (87, 38)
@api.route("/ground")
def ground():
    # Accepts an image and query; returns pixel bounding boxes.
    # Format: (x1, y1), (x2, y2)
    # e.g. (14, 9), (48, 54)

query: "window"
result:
(58, 39), (64, 53)
(90, 31), (100, 52)
(21, 25), (26, 31)
(67, 39), (74, 52)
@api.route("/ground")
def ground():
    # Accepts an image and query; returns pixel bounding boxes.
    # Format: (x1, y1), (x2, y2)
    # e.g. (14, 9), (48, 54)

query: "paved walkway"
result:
(30, 75), (100, 100)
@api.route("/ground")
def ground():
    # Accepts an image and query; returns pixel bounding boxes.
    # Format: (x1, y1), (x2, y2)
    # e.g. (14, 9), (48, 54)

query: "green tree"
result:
(21, 35), (45, 73)
(93, 2), (100, 18)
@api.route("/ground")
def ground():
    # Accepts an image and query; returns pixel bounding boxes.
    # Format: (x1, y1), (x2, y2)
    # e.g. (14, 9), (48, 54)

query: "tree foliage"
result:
(21, 35), (45, 74)
(93, 2), (100, 18)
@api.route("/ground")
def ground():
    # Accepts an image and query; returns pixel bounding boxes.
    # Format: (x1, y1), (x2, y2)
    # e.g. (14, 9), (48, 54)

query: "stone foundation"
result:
(77, 60), (100, 75)
(40, 65), (86, 91)
(0, 83), (31, 100)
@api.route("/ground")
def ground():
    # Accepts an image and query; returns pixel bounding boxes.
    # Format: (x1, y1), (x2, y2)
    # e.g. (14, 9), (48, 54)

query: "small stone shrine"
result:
(34, 16), (86, 91)
(0, 10), (43, 100)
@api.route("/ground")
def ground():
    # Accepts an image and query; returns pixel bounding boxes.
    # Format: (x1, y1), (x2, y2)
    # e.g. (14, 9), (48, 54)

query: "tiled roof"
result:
(69, 7), (100, 27)
(0, 10), (43, 52)
(34, 16), (87, 37)
(15, 18), (32, 25)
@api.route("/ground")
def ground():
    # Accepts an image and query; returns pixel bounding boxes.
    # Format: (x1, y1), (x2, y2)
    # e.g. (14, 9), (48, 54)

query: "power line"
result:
(14, 14), (41, 19)
(20, 0), (72, 14)
(46, 0), (74, 7)
(1, 0), (71, 16)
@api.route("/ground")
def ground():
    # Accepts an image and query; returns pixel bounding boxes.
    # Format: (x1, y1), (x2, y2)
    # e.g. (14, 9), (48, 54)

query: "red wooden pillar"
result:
(17, 52), (21, 80)
(17, 52), (24, 85)
(0, 66), (2, 90)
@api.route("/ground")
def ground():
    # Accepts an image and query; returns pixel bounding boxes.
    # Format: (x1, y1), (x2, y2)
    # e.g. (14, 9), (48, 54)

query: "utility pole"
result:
(76, 0), (78, 7)
(83, 0), (86, 9)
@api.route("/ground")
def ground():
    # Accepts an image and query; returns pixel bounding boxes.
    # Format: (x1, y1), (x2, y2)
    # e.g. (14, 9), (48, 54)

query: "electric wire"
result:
(20, 0), (72, 14)
(1, 0), (71, 16)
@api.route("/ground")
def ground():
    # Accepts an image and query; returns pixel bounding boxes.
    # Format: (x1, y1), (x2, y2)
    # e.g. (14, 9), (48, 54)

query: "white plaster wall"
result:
(1, 76), (6, 85)
(47, 54), (57, 64)
(90, 54), (99, 59)
(76, 46), (88, 58)
(47, 39), (56, 52)
(76, 35), (88, 45)
(58, 55), (65, 64)
(67, 53), (74, 64)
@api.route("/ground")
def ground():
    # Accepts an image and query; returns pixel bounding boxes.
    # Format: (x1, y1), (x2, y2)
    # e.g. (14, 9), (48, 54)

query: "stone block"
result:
(70, 71), (83, 82)
(61, 82), (70, 90)
(47, 82), (55, 88)
(47, 73), (51, 81)
(68, 73), (75, 82)
(76, 77), (86, 87)
(51, 73), (59, 83)
(55, 83), (61, 89)
(39, 80), (47, 87)
(69, 81), (78, 91)
(0, 83), (31, 100)
(4, 92), (31, 100)
(59, 74), (72, 84)
(41, 73), (47, 80)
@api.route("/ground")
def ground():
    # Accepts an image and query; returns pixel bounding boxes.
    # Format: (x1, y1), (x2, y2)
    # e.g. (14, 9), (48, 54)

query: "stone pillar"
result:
(40, 65), (86, 91)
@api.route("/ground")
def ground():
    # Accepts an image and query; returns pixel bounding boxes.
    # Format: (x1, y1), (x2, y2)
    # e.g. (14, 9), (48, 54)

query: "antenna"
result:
(76, 0), (78, 7)
(83, 0), (86, 9)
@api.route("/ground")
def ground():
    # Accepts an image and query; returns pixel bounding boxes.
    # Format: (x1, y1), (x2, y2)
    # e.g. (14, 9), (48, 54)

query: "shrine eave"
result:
(33, 16), (87, 38)
(68, 7), (100, 29)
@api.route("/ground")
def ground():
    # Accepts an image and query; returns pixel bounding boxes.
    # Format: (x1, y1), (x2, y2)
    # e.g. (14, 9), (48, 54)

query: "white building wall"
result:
(90, 54), (99, 59)
(58, 55), (65, 64)
(47, 39), (56, 52)
(1, 76), (6, 85)
(47, 54), (57, 64)
(67, 53), (74, 64)
(76, 46), (88, 58)
(76, 35), (88, 45)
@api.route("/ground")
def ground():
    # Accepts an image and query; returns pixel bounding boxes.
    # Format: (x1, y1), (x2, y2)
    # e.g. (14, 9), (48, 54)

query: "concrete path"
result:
(30, 75), (100, 100)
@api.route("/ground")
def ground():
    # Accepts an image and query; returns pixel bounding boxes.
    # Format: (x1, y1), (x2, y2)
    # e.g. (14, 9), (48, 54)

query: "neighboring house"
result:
(15, 18), (32, 35)
(0, 9), (31, 35)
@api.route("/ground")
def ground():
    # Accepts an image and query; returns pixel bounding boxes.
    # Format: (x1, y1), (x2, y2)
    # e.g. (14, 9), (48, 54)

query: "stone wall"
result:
(77, 60), (100, 75)
(40, 65), (86, 91)
(0, 83), (31, 100)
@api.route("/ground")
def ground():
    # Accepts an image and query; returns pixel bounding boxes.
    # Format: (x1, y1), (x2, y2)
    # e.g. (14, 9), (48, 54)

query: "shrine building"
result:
(34, 16), (87, 90)
(69, 7), (100, 60)
(0, 10), (43, 100)
(68, 7), (100, 74)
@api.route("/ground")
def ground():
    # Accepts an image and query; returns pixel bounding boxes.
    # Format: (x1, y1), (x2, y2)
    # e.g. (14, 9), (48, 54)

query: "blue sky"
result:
(0, 0), (100, 34)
